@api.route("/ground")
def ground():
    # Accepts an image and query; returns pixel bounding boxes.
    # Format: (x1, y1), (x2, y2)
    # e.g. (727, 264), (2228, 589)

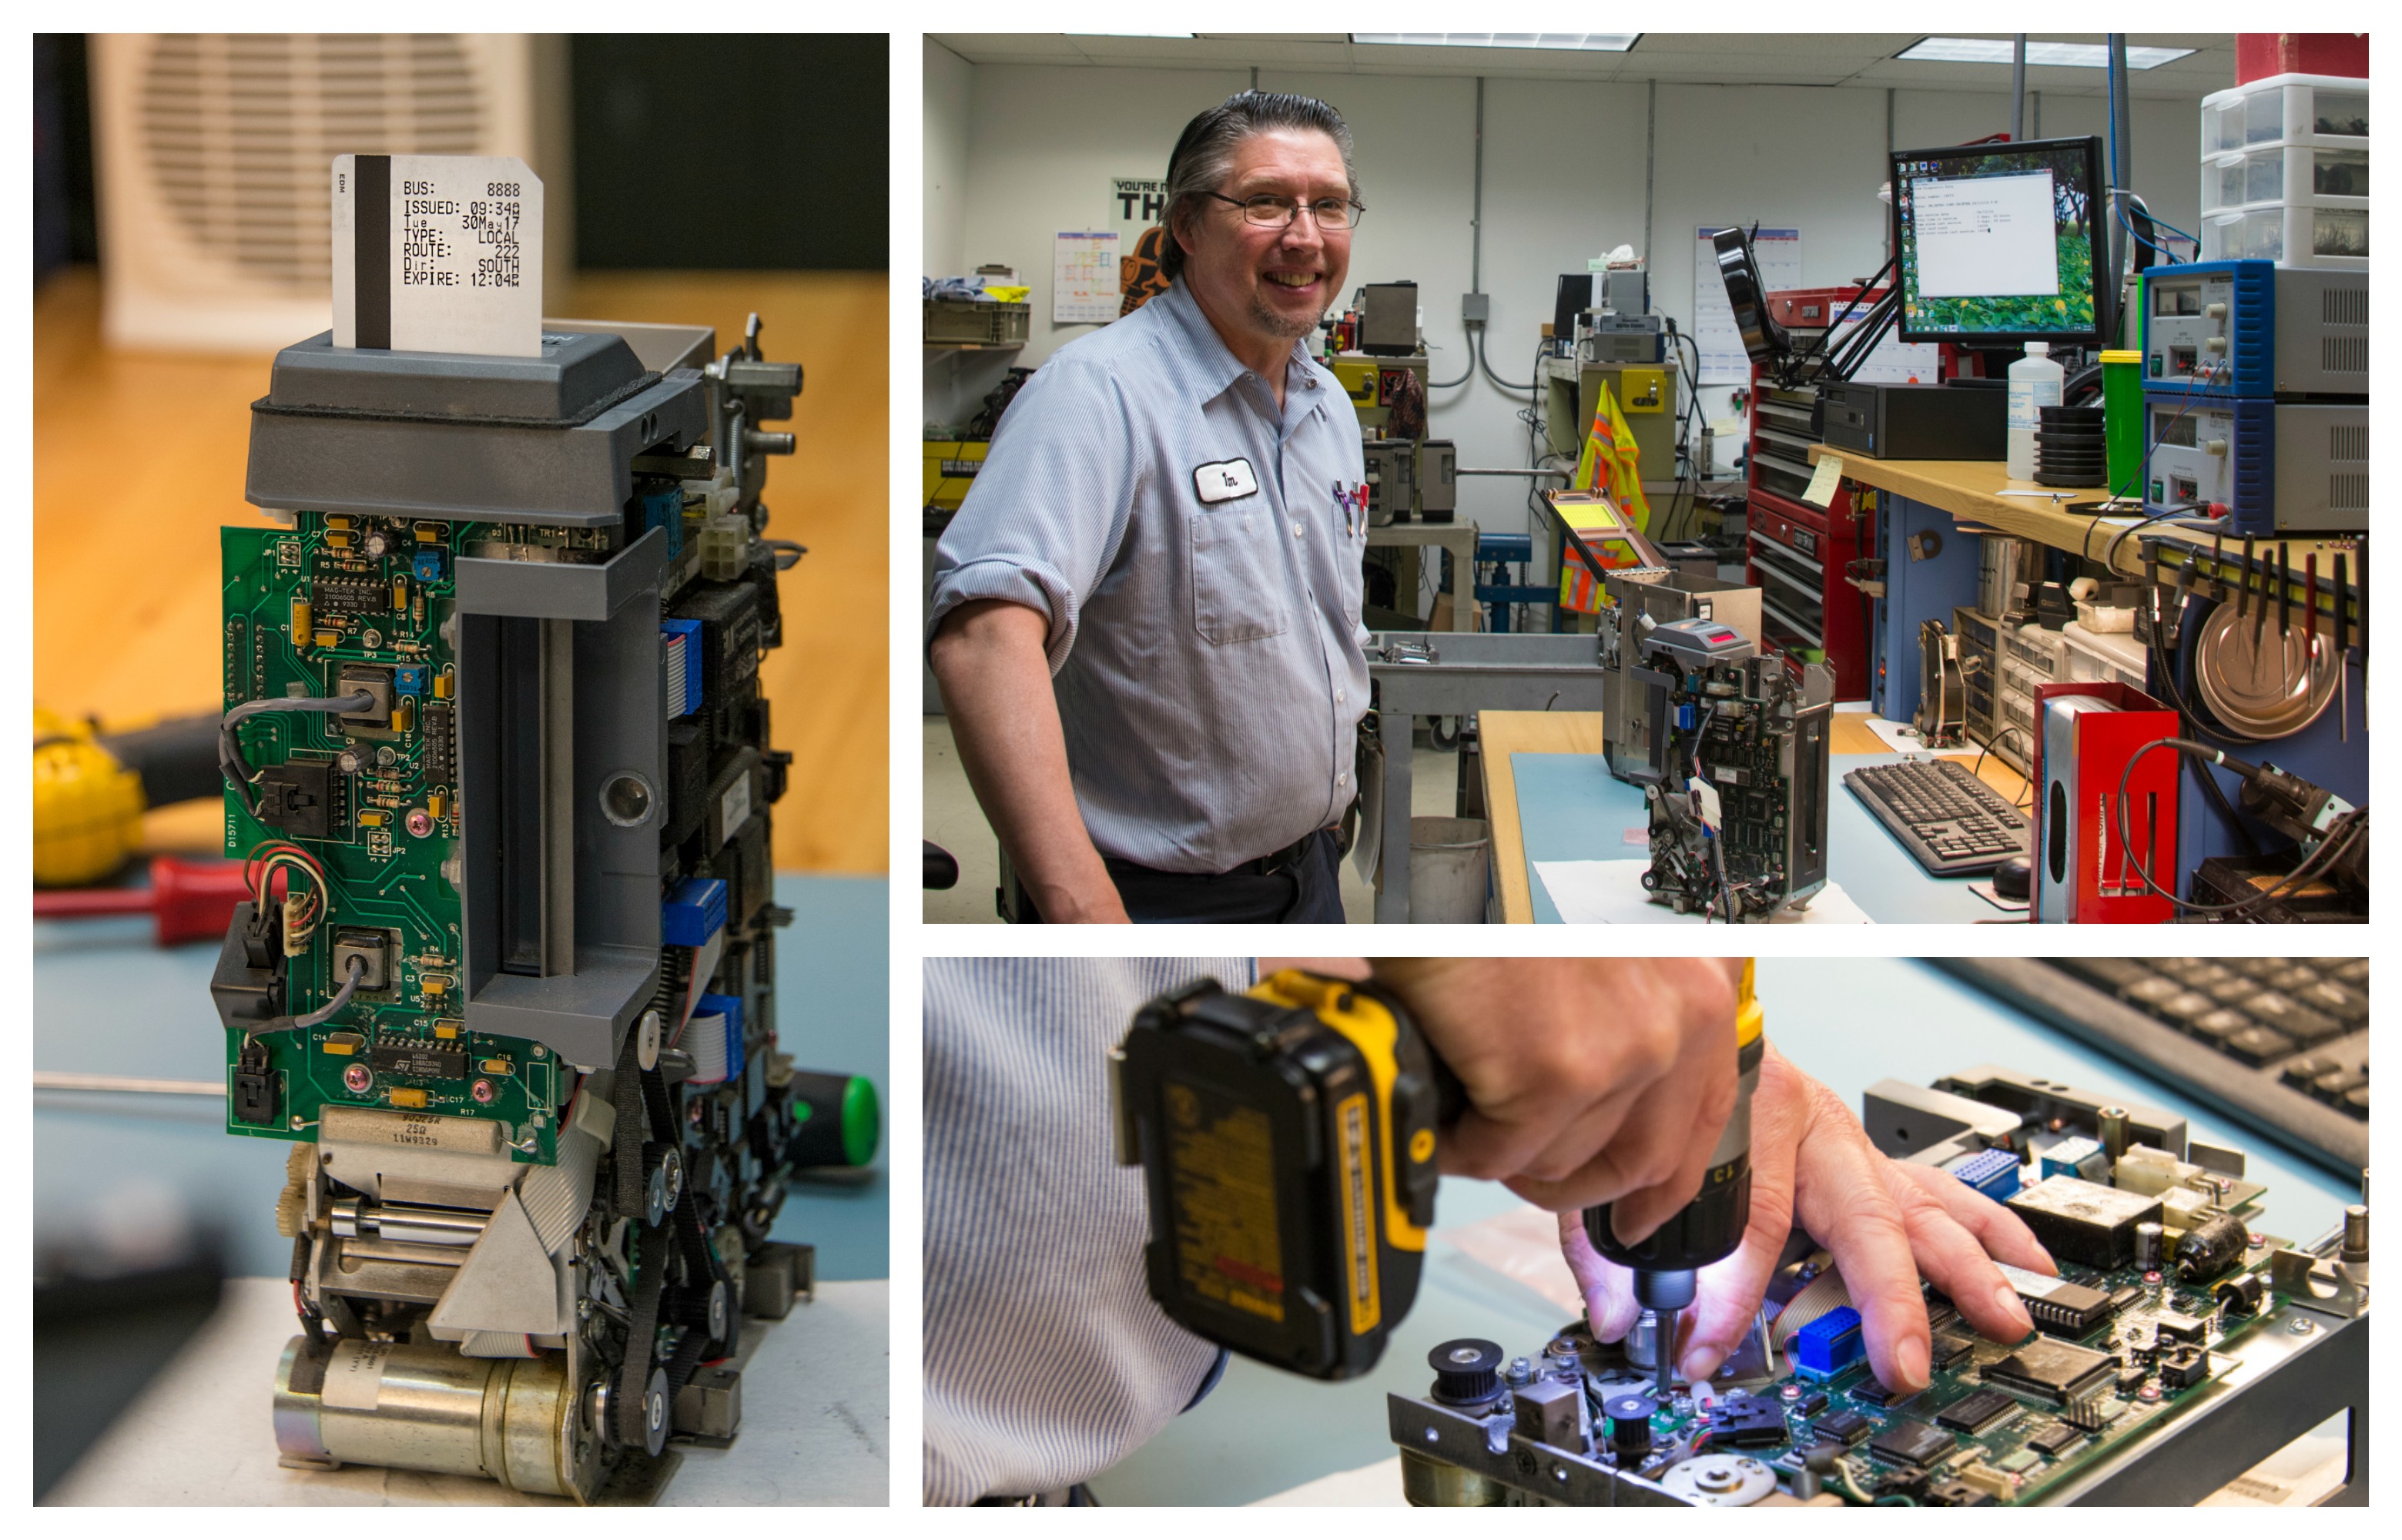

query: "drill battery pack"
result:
(1113, 971), (1452, 1381)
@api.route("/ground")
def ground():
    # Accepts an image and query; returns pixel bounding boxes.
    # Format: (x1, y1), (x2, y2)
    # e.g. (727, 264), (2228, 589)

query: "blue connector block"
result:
(662, 877), (727, 947)
(1948, 1147), (2022, 1201)
(412, 549), (447, 582)
(2042, 1136), (2106, 1181)
(1791, 1307), (1864, 1378)
(662, 618), (704, 718)
(394, 665), (429, 698)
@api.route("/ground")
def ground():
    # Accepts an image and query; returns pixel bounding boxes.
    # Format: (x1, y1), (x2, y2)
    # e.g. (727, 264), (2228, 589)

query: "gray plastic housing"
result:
(246, 330), (705, 525)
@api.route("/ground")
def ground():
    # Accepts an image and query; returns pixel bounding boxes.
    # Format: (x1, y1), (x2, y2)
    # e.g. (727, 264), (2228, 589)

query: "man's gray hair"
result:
(1160, 90), (1358, 280)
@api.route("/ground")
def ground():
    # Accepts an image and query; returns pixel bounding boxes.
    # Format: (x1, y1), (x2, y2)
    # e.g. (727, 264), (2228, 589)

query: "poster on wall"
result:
(1692, 226), (1801, 384)
(1053, 231), (1121, 325)
(1111, 176), (1168, 242)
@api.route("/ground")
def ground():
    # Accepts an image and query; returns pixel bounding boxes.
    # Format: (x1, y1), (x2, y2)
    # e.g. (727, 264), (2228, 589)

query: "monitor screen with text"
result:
(1892, 136), (2104, 343)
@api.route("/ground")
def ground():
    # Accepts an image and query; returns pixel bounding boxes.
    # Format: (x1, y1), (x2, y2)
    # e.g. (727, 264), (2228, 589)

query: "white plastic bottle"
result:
(2006, 341), (2064, 481)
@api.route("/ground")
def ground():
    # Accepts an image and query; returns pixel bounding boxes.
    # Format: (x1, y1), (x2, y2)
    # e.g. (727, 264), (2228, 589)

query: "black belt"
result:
(1106, 827), (1332, 883)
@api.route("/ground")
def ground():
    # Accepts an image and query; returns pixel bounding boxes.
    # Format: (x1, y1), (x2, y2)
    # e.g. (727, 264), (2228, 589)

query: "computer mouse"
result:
(1992, 853), (2032, 901)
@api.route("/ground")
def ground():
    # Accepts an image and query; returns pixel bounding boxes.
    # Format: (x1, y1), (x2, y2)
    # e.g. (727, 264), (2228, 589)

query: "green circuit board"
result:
(1626, 1239), (2290, 1505)
(220, 514), (558, 1163)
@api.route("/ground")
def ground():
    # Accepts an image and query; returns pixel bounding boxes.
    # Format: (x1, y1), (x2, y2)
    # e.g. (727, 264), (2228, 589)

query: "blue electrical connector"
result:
(1948, 1147), (2022, 1202)
(662, 876), (727, 947)
(662, 618), (704, 718)
(1791, 1307), (1865, 1378)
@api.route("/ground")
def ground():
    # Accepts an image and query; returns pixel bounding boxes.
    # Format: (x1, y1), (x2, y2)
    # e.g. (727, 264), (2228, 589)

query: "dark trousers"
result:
(1014, 828), (1346, 924)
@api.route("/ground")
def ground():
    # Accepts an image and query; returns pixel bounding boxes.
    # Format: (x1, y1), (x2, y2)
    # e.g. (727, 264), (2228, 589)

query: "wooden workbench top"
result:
(1806, 443), (2360, 588)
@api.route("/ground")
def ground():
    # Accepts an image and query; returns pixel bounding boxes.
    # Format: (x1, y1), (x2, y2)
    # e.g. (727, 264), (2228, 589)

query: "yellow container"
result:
(923, 440), (989, 514)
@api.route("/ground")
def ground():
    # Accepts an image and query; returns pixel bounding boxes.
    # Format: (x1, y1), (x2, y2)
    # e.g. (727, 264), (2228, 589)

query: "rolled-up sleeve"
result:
(927, 356), (1141, 676)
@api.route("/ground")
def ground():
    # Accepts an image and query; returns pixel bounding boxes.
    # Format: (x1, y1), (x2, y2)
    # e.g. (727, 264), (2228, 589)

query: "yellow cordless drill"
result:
(1117, 962), (1760, 1391)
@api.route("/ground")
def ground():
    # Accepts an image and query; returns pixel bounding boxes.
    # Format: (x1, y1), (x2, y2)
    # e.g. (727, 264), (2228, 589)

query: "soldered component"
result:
(1814, 1409), (1871, 1445)
(2005, 1176), (2164, 1268)
(2214, 1272), (2266, 1316)
(387, 1087), (429, 1108)
(1931, 1333), (1975, 1371)
(1981, 1337), (2118, 1406)
(1791, 1306), (1866, 1378)
(1867, 1419), (1952, 1468)
(2175, 1213), (2250, 1281)
(1934, 1388), (2019, 1435)
(2152, 1312), (2206, 1345)
(1949, 1147), (2022, 1200)
(2159, 1345), (2210, 1389)
(2025, 1421), (2085, 1458)
(370, 1044), (467, 1080)
(1996, 1261), (2116, 1334)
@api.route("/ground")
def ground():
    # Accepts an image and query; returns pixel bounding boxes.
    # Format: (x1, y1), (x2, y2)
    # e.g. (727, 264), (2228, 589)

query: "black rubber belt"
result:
(616, 1217), (668, 1449)
(613, 1024), (647, 1220)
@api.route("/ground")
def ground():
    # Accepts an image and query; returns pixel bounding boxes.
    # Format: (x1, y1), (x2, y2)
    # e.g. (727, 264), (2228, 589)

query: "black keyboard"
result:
(1843, 757), (2028, 877)
(1937, 958), (2368, 1173)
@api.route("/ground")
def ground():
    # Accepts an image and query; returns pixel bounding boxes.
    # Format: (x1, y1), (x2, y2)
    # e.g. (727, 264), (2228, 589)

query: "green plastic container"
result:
(2101, 349), (2145, 500)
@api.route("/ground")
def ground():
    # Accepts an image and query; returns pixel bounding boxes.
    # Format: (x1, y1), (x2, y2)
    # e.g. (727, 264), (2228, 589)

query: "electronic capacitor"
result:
(2133, 1220), (2165, 1273)
(2174, 1213), (2249, 1281)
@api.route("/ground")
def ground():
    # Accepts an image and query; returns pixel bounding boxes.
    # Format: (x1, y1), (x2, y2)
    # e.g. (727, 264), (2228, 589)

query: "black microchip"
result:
(1925, 1480), (1996, 1507)
(1982, 1337), (2119, 1405)
(423, 701), (454, 786)
(1931, 1333), (1975, 1371)
(1853, 1379), (1910, 1408)
(370, 1045), (467, 1080)
(1925, 1295), (1961, 1334)
(1795, 1391), (1828, 1418)
(1868, 1419), (1954, 1468)
(1935, 1388), (2019, 1435)
(2153, 1312), (2206, 1344)
(312, 575), (388, 615)
(2016, 1277), (2115, 1333)
(2107, 1286), (2143, 1315)
(2026, 1421), (2085, 1458)
(1814, 1409), (1871, 1445)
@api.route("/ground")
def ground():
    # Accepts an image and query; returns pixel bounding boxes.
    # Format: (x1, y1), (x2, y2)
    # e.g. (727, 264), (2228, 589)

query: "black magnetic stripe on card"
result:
(356, 155), (390, 349)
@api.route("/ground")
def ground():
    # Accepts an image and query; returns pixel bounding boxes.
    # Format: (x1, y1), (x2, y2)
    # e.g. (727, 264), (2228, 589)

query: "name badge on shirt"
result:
(1192, 457), (1259, 504)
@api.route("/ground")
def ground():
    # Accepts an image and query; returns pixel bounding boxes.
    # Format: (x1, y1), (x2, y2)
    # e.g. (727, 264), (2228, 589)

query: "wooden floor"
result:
(33, 267), (889, 873)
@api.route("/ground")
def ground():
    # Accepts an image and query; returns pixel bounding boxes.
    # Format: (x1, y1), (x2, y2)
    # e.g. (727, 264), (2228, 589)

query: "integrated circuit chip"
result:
(1997, 1261), (2116, 1334)
(1931, 1333), (1975, 1371)
(1852, 1379), (1909, 1408)
(2026, 1421), (2086, 1458)
(1934, 1388), (2021, 1435)
(369, 1044), (468, 1080)
(1868, 1419), (1954, 1468)
(1815, 1410), (1871, 1445)
(2005, 1177), (2165, 1268)
(1982, 1337), (2119, 1406)
(1794, 1391), (1828, 1418)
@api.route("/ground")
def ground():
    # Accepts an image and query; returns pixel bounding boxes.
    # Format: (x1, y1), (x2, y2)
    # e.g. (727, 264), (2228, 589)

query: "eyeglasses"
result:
(1202, 192), (1365, 232)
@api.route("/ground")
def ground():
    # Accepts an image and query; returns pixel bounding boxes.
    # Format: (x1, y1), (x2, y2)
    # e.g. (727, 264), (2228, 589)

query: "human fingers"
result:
(1603, 1028), (1740, 1246)
(1880, 1166), (2035, 1344)
(1888, 1160), (2057, 1277)
(1557, 1210), (1641, 1344)
(1782, 1065), (1931, 1392)
(1675, 1044), (1807, 1381)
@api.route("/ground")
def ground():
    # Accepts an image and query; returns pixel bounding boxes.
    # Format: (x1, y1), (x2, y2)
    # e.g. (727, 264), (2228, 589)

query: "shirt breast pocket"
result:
(1188, 502), (1291, 646)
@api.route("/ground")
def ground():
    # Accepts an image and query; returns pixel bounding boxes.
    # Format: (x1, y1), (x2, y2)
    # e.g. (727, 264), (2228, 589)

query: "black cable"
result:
(2108, 738), (2365, 915)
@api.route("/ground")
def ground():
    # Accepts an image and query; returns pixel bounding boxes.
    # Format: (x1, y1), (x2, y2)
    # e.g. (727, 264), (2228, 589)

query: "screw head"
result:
(2289, 1316), (2316, 1334)
(471, 1078), (495, 1104)
(342, 1063), (372, 1095)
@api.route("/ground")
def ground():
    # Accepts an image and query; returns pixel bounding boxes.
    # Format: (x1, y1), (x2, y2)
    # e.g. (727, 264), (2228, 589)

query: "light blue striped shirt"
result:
(928, 280), (1371, 874)
(923, 957), (1254, 1504)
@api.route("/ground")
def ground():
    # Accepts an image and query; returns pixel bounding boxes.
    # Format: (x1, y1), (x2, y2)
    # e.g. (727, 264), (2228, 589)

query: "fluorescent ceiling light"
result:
(1352, 34), (1642, 53)
(1899, 37), (2195, 69)
(1067, 32), (1195, 38)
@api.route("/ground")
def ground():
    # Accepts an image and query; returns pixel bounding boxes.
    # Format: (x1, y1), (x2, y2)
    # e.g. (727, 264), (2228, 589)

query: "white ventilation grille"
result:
(93, 32), (558, 352)
(138, 34), (482, 294)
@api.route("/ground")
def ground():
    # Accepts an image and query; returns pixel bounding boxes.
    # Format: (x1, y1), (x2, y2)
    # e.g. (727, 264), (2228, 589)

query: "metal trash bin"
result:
(1408, 816), (1490, 923)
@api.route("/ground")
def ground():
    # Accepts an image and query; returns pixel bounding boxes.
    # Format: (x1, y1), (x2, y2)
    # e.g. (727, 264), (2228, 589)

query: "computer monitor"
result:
(1891, 136), (2106, 345)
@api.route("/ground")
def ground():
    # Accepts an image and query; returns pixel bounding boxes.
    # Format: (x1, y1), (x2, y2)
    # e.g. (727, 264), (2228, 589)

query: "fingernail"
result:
(1898, 1335), (1931, 1390)
(1680, 1345), (1724, 1382)
(1993, 1282), (2033, 1337)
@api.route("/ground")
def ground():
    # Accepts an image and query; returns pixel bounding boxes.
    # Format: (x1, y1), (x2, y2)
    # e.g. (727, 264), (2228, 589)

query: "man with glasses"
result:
(930, 91), (1371, 923)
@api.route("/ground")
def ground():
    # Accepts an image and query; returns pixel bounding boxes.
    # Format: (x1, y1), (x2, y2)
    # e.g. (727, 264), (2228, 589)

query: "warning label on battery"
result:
(1334, 1091), (1380, 1336)
(1164, 1078), (1285, 1322)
